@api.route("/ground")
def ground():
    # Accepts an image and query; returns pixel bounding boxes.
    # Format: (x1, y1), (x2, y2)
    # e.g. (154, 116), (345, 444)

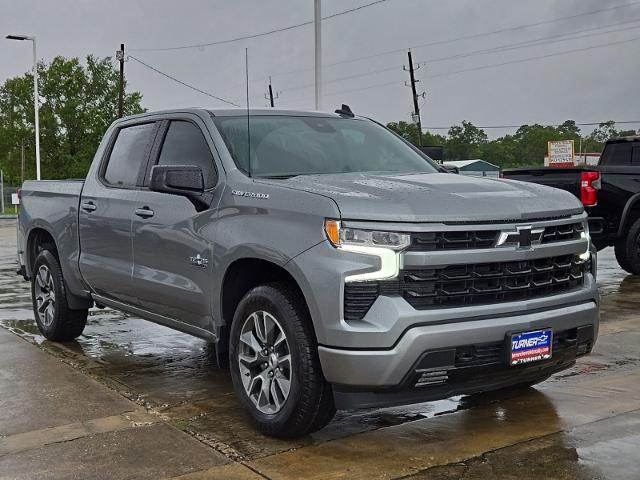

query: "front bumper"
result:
(320, 299), (598, 408)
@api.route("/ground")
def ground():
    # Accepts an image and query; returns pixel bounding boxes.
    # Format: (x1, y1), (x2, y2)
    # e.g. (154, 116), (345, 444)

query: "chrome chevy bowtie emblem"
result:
(496, 226), (544, 249)
(189, 254), (209, 268)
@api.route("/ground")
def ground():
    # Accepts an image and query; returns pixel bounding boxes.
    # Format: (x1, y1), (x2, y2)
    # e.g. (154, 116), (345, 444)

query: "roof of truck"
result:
(118, 107), (361, 121)
(609, 135), (640, 143)
(208, 108), (351, 118)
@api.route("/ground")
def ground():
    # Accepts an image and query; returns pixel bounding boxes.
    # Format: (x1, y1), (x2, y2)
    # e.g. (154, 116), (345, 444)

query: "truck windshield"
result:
(212, 115), (439, 177)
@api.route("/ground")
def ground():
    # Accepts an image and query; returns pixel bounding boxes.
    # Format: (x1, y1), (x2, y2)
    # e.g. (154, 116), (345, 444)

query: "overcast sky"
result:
(2, 0), (640, 138)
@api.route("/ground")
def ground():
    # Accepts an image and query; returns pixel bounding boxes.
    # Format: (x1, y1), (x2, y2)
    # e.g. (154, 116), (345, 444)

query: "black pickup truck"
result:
(504, 136), (640, 274)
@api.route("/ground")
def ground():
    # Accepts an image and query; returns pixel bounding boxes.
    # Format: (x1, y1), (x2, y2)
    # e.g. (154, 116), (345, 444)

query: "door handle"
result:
(135, 207), (155, 218)
(81, 201), (97, 213)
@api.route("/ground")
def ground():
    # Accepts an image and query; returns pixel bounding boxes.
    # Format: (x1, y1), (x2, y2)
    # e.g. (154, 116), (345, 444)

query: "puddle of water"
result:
(1, 218), (640, 465)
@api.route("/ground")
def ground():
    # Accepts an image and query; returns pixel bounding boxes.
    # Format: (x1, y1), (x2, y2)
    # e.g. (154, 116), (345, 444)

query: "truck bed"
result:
(17, 180), (85, 297)
(502, 167), (593, 199)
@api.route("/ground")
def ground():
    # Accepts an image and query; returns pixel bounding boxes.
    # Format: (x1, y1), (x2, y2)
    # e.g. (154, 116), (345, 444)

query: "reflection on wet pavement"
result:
(1, 219), (640, 479)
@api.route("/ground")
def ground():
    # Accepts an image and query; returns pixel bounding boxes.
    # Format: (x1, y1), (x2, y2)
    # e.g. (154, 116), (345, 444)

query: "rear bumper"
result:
(320, 299), (598, 409)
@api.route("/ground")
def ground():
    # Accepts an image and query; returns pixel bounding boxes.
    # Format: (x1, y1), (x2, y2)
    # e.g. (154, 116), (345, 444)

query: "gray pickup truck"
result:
(17, 107), (599, 438)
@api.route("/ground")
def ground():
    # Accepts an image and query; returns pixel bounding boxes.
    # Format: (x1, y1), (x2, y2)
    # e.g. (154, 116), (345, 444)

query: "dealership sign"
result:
(547, 140), (575, 167)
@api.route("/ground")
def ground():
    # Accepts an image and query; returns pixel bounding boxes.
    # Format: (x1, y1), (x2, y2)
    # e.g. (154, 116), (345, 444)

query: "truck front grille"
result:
(407, 222), (584, 252)
(343, 254), (586, 320)
(541, 222), (584, 243)
(408, 230), (498, 251)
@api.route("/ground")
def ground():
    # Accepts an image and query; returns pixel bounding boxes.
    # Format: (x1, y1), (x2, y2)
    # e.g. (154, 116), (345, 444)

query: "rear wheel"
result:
(31, 250), (88, 341)
(614, 218), (640, 275)
(229, 282), (335, 438)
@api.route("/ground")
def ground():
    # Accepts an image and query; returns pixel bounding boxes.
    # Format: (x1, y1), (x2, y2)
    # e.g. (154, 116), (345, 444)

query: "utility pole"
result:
(265, 76), (279, 107)
(1, 170), (4, 214)
(404, 51), (425, 147)
(117, 43), (125, 118)
(314, 0), (322, 110)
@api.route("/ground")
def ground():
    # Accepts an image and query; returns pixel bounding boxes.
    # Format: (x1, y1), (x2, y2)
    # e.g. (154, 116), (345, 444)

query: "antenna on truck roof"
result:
(245, 48), (252, 178)
(335, 104), (354, 117)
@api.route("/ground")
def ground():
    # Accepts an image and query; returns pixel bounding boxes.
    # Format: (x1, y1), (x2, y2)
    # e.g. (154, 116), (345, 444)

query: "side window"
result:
(104, 123), (155, 187)
(632, 146), (640, 165)
(158, 121), (216, 188)
(600, 142), (632, 166)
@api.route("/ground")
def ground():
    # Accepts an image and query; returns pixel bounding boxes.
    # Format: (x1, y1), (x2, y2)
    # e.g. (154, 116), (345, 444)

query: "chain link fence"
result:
(1, 185), (19, 215)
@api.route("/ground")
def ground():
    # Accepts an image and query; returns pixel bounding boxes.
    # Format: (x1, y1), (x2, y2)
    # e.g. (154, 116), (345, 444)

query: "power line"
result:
(278, 20), (640, 95)
(127, 55), (241, 107)
(130, 0), (393, 52)
(422, 121), (640, 130)
(283, 33), (640, 102)
(271, 0), (640, 79)
(427, 34), (640, 80)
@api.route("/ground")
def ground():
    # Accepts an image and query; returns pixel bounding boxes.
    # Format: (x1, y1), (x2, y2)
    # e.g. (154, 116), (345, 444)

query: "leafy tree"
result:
(0, 55), (144, 184)
(387, 121), (446, 147)
(387, 117), (638, 170)
(445, 121), (487, 160)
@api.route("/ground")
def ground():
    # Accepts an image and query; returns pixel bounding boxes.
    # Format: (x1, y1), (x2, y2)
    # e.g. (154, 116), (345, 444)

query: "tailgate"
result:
(502, 168), (587, 198)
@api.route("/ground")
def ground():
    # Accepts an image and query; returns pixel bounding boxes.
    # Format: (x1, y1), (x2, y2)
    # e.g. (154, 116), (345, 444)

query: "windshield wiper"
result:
(260, 174), (300, 179)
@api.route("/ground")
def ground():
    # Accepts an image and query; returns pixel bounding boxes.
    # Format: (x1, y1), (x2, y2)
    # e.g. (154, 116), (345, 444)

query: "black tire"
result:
(31, 250), (88, 341)
(614, 217), (640, 275)
(229, 282), (335, 438)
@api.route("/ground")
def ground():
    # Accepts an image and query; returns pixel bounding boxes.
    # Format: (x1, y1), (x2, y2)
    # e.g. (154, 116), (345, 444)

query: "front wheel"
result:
(31, 250), (88, 341)
(229, 282), (335, 438)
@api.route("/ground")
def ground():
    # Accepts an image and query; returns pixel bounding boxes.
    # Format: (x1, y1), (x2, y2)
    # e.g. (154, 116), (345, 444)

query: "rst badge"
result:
(510, 329), (553, 366)
(189, 254), (209, 268)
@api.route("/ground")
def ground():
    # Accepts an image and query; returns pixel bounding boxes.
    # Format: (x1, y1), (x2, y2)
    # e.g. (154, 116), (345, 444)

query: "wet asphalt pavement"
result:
(0, 217), (639, 479)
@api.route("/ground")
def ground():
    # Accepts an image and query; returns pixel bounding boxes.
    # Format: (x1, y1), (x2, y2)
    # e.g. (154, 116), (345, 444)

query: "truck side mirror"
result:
(150, 165), (210, 211)
(441, 164), (460, 174)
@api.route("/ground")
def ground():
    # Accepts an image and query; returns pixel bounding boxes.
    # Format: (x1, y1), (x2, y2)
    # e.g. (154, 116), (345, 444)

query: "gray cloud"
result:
(1, 0), (639, 138)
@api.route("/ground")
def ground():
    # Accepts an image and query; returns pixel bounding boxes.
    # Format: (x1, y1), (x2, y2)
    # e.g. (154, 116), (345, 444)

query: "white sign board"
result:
(11, 193), (19, 205)
(548, 140), (575, 167)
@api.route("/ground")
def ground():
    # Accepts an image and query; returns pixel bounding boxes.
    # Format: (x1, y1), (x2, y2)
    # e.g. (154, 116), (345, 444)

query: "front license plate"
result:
(510, 329), (553, 366)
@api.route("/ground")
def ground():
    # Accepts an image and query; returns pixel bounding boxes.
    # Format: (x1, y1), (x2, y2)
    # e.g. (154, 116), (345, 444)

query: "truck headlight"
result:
(579, 221), (591, 261)
(324, 220), (409, 282)
(324, 220), (410, 250)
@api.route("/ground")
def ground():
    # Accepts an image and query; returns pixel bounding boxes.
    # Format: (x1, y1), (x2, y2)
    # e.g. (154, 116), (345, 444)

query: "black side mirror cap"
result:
(150, 165), (212, 211)
(441, 164), (460, 174)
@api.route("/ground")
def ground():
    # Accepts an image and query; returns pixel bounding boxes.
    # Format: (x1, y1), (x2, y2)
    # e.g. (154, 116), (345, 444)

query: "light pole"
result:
(314, 0), (322, 110)
(6, 34), (41, 180)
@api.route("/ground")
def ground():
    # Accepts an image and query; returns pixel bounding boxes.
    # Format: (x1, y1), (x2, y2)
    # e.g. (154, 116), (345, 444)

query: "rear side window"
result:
(104, 123), (155, 187)
(158, 121), (216, 188)
(600, 142), (632, 166)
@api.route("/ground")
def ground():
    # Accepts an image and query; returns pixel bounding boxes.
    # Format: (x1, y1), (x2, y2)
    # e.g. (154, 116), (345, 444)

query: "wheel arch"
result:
(617, 192), (640, 237)
(25, 227), (58, 277)
(25, 226), (93, 310)
(217, 257), (315, 367)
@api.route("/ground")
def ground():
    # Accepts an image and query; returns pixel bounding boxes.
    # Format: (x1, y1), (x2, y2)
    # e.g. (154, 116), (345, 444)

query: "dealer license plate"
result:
(510, 329), (553, 366)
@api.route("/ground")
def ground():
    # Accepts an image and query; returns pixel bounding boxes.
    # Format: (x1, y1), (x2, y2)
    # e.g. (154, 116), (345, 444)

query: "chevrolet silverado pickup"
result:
(504, 136), (640, 274)
(17, 108), (599, 438)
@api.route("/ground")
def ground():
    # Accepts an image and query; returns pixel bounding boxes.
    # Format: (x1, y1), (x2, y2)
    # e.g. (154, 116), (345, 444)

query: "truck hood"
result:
(265, 172), (584, 223)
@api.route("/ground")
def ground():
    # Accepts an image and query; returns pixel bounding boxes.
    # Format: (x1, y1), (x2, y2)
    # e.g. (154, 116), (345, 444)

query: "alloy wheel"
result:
(34, 265), (56, 328)
(238, 310), (292, 414)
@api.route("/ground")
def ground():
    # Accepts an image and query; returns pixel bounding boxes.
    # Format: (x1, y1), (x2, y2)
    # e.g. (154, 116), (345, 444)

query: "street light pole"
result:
(314, 0), (322, 110)
(6, 34), (41, 180)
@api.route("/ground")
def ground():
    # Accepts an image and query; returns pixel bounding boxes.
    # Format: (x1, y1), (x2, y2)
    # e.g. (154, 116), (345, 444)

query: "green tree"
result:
(386, 121), (446, 148)
(0, 55), (144, 184)
(445, 121), (487, 160)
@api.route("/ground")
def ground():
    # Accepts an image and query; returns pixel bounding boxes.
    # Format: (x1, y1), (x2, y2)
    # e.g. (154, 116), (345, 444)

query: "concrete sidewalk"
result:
(0, 328), (259, 480)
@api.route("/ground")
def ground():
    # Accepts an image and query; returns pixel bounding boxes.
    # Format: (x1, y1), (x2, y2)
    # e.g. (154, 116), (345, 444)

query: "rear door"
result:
(130, 116), (222, 330)
(79, 121), (158, 303)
